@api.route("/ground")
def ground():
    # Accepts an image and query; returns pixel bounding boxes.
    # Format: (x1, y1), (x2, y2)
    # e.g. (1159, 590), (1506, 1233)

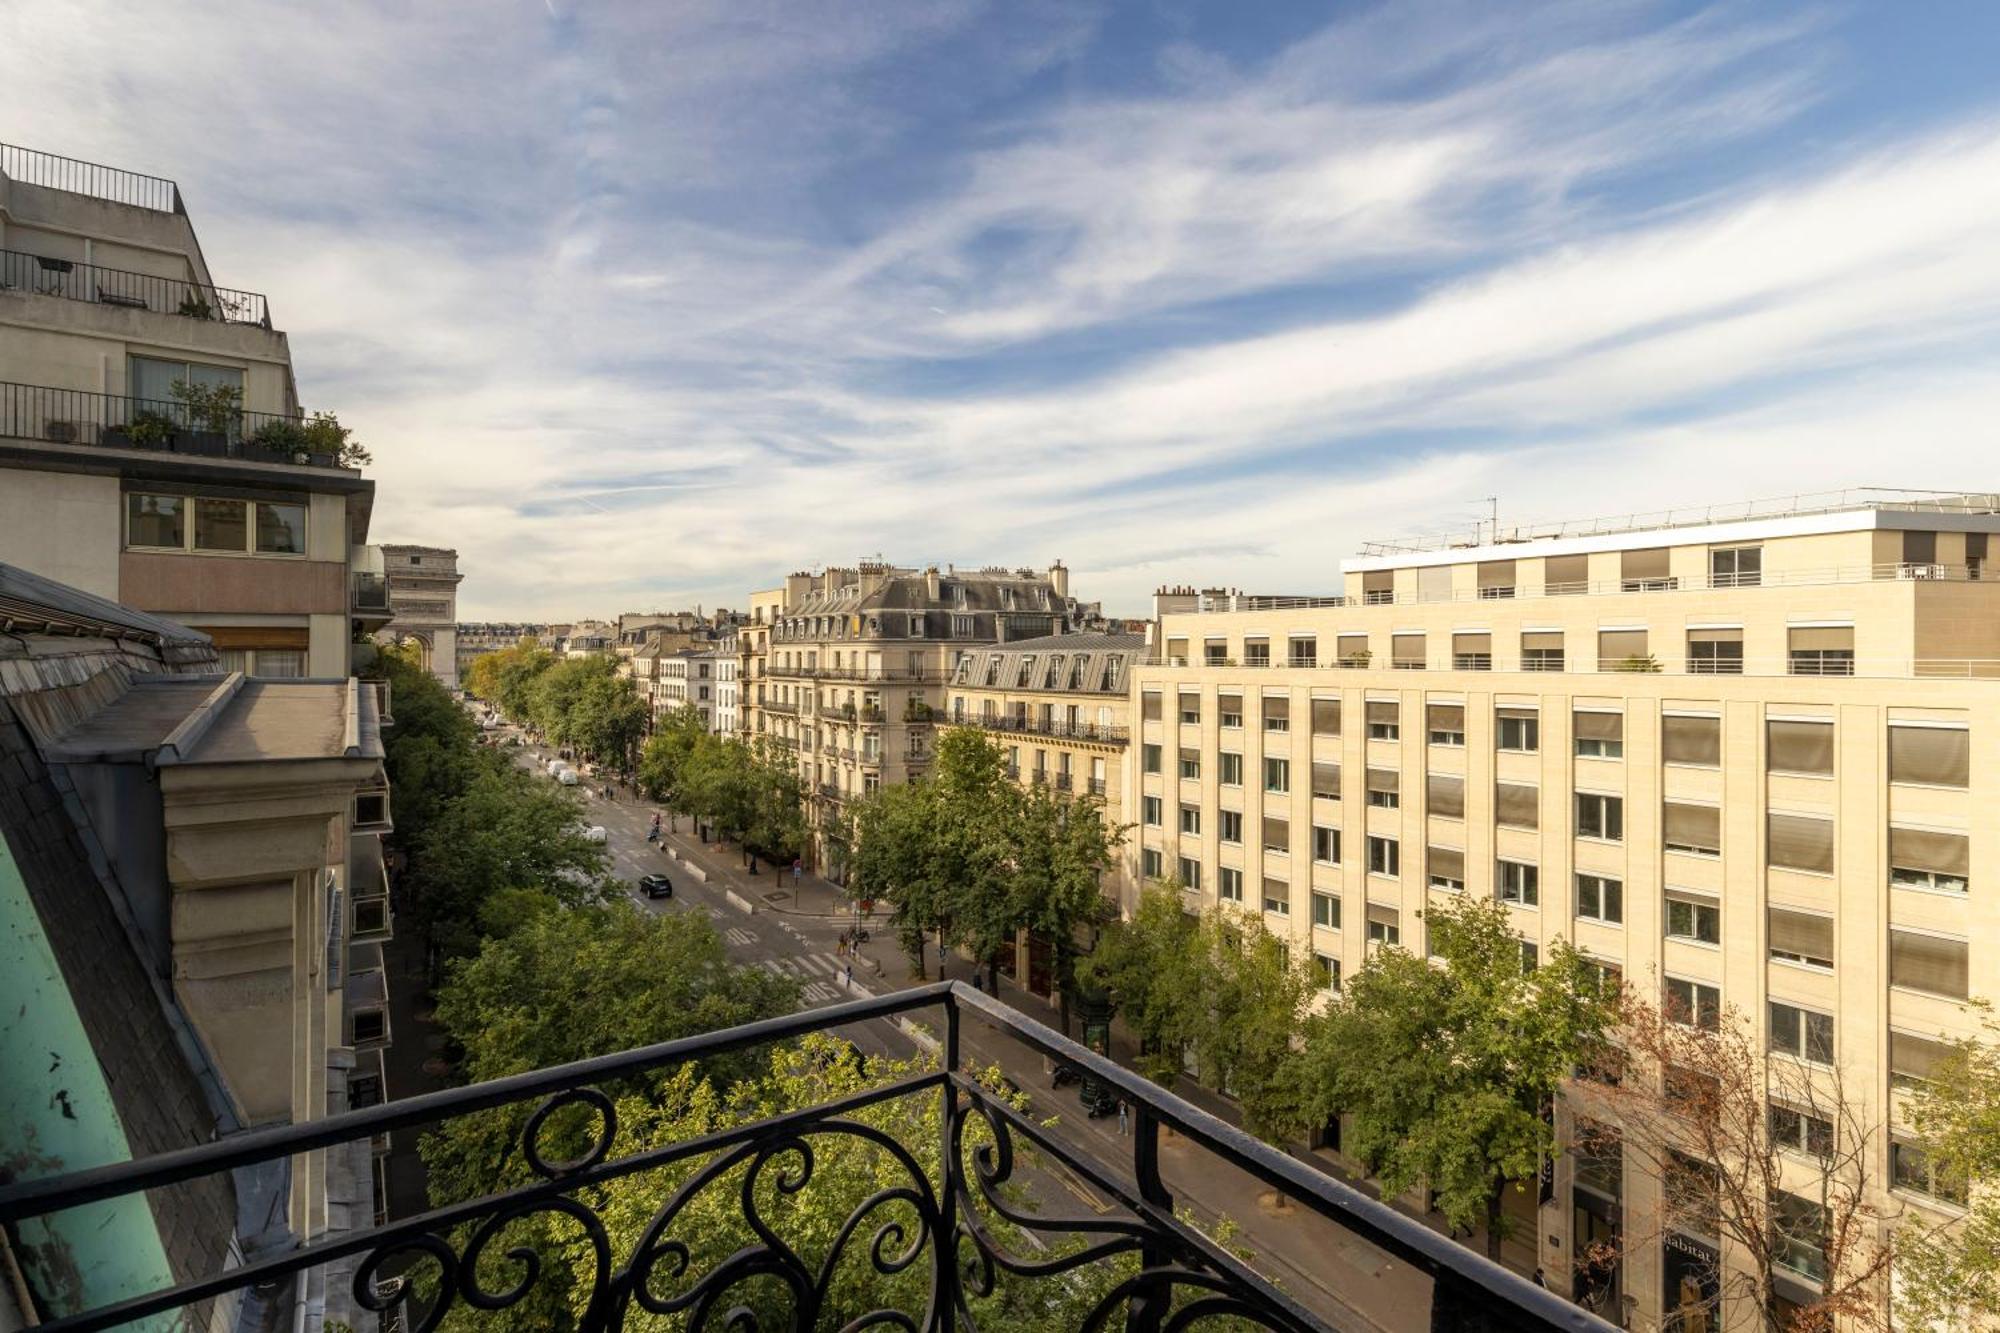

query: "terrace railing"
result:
(0, 248), (270, 326)
(0, 381), (344, 468)
(1, 142), (182, 212)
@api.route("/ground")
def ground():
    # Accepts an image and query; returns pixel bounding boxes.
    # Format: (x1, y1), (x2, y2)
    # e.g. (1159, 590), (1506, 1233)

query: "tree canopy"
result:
(1898, 1009), (2000, 1328)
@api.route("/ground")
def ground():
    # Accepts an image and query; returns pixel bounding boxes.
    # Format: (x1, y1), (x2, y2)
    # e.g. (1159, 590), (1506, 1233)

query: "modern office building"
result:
(765, 561), (1084, 874)
(0, 141), (387, 674)
(379, 543), (462, 687)
(1129, 488), (1996, 1323)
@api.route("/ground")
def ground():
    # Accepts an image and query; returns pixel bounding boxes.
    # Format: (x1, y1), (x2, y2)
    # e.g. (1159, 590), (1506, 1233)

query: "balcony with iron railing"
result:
(8, 984), (1603, 1332)
(1, 247), (271, 327)
(1140, 651), (2000, 680)
(1, 381), (347, 467)
(2, 142), (185, 212)
(951, 713), (1130, 744)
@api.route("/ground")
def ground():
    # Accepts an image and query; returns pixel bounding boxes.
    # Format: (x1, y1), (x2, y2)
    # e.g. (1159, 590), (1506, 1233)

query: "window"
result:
(1366, 904), (1400, 946)
(1365, 701), (1398, 740)
(1770, 1002), (1834, 1063)
(1574, 710), (1624, 757)
(1687, 628), (1743, 674)
(1767, 813), (1834, 875)
(1769, 1103), (1832, 1159)
(1427, 846), (1465, 892)
(1519, 940), (1539, 971)
(1767, 719), (1833, 775)
(1576, 874), (1623, 924)
(1426, 773), (1463, 819)
(1497, 860), (1539, 907)
(1427, 703), (1465, 746)
(1314, 953), (1341, 990)
(1620, 548), (1673, 592)
(1710, 545), (1762, 587)
(1219, 752), (1243, 786)
(1141, 692), (1162, 722)
(1262, 880), (1290, 915)
(1143, 744), (1162, 774)
(1218, 867), (1243, 902)
(1179, 693), (1201, 724)
(193, 498), (248, 552)
(1477, 560), (1515, 599)
(351, 1009), (387, 1045)
(1337, 634), (1370, 666)
(1890, 929), (1969, 999)
(1311, 890), (1341, 929)
(1311, 697), (1340, 736)
(1769, 907), (1833, 969)
(1666, 890), (1721, 945)
(1263, 696), (1290, 732)
(1788, 625), (1854, 676)
(1262, 816), (1290, 854)
(1891, 1139), (1968, 1206)
(1666, 977), (1721, 1030)
(1391, 633), (1425, 670)
(1576, 793), (1624, 841)
(1664, 802), (1721, 856)
(1263, 757), (1290, 794)
(1520, 631), (1563, 671)
(1889, 827), (1969, 894)
(1179, 805), (1201, 835)
(1289, 636), (1318, 668)
(1142, 796), (1162, 826)
(1204, 640), (1227, 665)
(1367, 836), (1399, 877)
(1496, 708), (1539, 752)
(1891, 1031), (1951, 1089)
(126, 493), (184, 548)
(1366, 767), (1400, 808)
(130, 355), (242, 409)
(1219, 810), (1243, 844)
(1179, 858), (1203, 891)
(1451, 633), (1492, 671)
(1143, 848), (1163, 878)
(1889, 724), (1969, 787)
(1362, 571), (1394, 605)
(1312, 825), (1340, 864)
(1310, 761), (1340, 799)
(1663, 714), (1721, 766)
(1543, 554), (1588, 594)
(1179, 748), (1200, 779)
(1495, 782), (1539, 830)
(1244, 638), (1271, 667)
(1209, 693), (1242, 730)
(1771, 1192), (1827, 1283)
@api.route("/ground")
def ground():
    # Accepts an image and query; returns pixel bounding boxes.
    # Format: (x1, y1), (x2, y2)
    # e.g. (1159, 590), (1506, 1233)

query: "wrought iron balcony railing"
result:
(0, 381), (347, 468)
(949, 713), (1131, 744)
(0, 983), (1607, 1333)
(1, 247), (271, 327)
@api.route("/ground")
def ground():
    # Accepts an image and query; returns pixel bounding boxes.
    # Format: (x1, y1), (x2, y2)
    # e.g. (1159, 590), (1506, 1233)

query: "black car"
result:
(638, 874), (673, 899)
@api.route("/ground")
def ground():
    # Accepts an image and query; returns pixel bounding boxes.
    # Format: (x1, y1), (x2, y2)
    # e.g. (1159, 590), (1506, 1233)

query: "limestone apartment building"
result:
(0, 142), (390, 675)
(756, 562), (1082, 874)
(1130, 489), (1996, 1323)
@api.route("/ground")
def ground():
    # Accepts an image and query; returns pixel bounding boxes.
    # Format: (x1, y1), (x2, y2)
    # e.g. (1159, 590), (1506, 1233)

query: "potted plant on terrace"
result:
(117, 410), (178, 451)
(168, 379), (242, 457)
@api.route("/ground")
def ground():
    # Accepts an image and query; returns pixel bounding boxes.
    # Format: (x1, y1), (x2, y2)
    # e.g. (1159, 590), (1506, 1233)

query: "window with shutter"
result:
(1663, 714), (1721, 766)
(1890, 1030), (1952, 1087)
(1664, 802), (1721, 855)
(1888, 725), (1969, 787)
(1687, 627), (1744, 674)
(1620, 547), (1673, 591)
(1142, 692), (1162, 721)
(1889, 930), (1968, 999)
(1597, 629), (1651, 671)
(1367, 767), (1401, 808)
(1520, 630), (1564, 671)
(1452, 632), (1492, 670)
(1496, 782), (1540, 829)
(1427, 773), (1464, 819)
(1311, 697), (1341, 735)
(1543, 554), (1588, 594)
(1788, 625), (1854, 677)
(1427, 702), (1465, 745)
(1767, 720), (1834, 775)
(1575, 710), (1625, 757)
(1496, 706), (1539, 752)
(1366, 700), (1399, 740)
(1768, 907), (1834, 969)
(1392, 634), (1426, 670)
(1889, 827), (1969, 893)
(1337, 633), (1371, 667)
(1262, 816), (1290, 853)
(1362, 571), (1394, 605)
(1262, 694), (1290, 732)
(1311, 761), (1341, 799)
(1428, 846), (1465, 891)
(1477, 560), (1516, 599)
(1767, 813), (1834, 874)
(1416, 567), (1453, 603)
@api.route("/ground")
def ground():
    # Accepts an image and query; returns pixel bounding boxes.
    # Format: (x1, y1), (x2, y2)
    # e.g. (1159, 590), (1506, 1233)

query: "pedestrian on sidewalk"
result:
(792, 859), (802, 887)
(844, 962), (854, 988)
(1117, 1101), (1130, 1136)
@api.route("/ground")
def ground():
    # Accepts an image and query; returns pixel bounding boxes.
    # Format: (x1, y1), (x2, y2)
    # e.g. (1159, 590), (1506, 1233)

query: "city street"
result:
(504, 733), (1436, 1332)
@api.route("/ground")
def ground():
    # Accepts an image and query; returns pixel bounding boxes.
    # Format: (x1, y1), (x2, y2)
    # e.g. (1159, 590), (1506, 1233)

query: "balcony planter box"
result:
(102, 426), (173, 452)
(308, 451), (336, 468)
(176, 431), (231, 458)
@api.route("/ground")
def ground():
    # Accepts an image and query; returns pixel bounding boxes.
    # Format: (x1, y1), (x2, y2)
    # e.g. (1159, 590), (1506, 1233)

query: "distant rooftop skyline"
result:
(8, 1), (2000, 619)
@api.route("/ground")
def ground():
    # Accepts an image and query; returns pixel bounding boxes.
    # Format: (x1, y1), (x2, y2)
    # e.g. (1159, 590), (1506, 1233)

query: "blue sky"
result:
(8, 1), (2000, 618)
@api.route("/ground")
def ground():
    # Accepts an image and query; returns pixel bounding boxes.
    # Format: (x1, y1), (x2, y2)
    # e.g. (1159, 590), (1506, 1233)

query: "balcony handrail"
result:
(1188, 563), (1993, 613)
(0, 247), (271, 327)
(1136, 655), (2000, 681)
(0, 982), (1607, 1332)
(1, 142), (183, 213)
(0, 381), (350, 468)
(1357, 487), (2000, 556)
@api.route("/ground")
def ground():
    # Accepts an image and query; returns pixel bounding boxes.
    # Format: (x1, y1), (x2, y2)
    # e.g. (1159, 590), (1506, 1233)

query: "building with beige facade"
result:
(0, 142), (388, 675)
(1129, 488), (1995, 1326)
(738, 584), (789, 740)
(763, 561), (1086, 873)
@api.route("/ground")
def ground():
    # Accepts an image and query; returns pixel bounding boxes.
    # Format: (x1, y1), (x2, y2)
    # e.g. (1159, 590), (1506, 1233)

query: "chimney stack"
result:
(1047, 559), (1069, 598)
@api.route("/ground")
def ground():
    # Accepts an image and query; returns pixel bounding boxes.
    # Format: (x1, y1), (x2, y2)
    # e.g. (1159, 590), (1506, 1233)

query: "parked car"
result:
(638, 874), (673, 899)
(584, 825), (608, 844)
(558, 769), (580, 786)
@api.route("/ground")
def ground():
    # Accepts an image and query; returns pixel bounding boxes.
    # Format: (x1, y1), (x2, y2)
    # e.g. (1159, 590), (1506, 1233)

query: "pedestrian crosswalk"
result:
(757, 952), (856, 1005)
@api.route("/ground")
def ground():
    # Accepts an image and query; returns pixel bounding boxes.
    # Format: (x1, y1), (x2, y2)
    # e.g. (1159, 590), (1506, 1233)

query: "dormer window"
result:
(1015, 655), (1035, 687)
(1045, 654), (1066, 689)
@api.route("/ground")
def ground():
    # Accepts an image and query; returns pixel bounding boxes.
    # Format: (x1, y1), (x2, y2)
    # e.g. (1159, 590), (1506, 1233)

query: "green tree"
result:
(370, 644), (482, 848)
(530, 655), (619, 750)
(1898, 1009), (2000, 1327)
(568, 671), (649, 772)
(635, 704), (707, 810)
(1077, 883), (1205, 1085)
(1296, 895), (1617, 1260)
(406, 764), (612, 963)
(1008, 781), (1126, 1034)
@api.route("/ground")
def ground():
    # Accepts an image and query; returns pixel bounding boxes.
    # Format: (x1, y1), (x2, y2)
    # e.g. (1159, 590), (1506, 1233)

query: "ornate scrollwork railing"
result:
(0, 984), (1611, 1333)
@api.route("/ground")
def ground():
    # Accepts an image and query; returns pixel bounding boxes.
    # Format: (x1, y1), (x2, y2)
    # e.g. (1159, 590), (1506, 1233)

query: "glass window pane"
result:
(193, 498), (248, 551)
(255, 502), (307, 554)
(126, 493), (183, 548)
(128, 355), (186, 404)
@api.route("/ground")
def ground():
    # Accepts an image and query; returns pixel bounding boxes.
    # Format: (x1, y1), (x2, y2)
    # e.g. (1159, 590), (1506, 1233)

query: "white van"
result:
(557, 768), (580, 786)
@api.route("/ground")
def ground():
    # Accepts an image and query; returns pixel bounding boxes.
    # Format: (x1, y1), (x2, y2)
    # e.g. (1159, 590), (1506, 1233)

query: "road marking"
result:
(725, 927), (758, 947)
(801, 981), (838, 1004)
